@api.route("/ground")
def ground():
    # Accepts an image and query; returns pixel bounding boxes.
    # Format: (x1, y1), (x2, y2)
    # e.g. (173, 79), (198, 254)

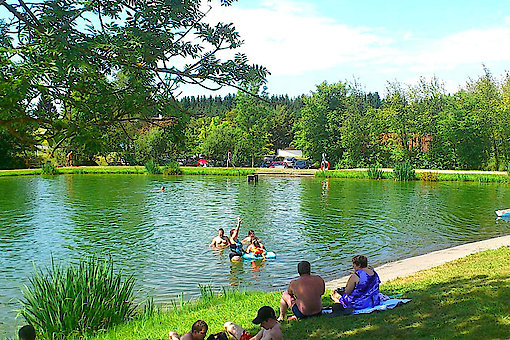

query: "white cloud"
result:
(194, 0), (510, 96)
(207, 0), (395, 76)
(398, 28), (510, 73)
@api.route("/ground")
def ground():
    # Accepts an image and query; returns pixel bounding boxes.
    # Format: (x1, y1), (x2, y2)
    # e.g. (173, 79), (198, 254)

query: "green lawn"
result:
(72, 246), (510, 340)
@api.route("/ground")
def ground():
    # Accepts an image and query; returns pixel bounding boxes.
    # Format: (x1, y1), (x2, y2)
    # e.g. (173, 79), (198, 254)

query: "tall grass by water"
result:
(144, 160), (161, 174)
(367, 164), (383, 179)
(163, 162), (183, 175)
(19, 257), (137, 339)
(393, 162), (416, 181)
(40, 162), (58, 175)
(433, 173), (509, 183)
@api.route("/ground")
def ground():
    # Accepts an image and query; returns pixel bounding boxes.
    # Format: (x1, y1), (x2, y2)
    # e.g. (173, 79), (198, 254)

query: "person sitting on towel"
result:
(331, 255), (380, 310)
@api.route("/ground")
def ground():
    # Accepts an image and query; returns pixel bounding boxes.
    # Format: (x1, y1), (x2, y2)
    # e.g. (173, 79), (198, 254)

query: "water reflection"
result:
(1, 175), (510, 337)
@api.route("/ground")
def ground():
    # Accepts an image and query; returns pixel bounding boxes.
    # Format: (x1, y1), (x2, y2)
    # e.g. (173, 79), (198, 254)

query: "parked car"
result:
(263, 155), (276, 163)
(283, 157), (296, 168)
(293, 160), (313, 169)
(270, 161), (287, 169)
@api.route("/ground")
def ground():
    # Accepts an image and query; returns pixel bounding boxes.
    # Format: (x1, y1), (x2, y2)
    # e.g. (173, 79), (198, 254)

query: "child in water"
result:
(247, 239), (266, 258)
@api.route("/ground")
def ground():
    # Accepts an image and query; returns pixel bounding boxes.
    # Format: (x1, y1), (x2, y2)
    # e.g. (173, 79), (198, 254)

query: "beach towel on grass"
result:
(351, 298), (411, 314)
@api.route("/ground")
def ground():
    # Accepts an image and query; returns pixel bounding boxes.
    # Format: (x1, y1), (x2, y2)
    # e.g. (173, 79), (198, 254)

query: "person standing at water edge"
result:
(66, 151), (73, 166)
(18, 325), (36, 340)
(210, 228), (230, 247)
(169, 320), (208, 340)
(278, 261), (325, 321)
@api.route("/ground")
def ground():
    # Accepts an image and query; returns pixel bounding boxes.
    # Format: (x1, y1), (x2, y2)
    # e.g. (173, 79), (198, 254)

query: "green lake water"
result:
(1, 174), (509, 337)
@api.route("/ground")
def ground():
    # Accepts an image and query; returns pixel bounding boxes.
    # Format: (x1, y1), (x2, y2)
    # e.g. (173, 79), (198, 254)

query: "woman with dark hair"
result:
(331, 255), (380, 310)
(228, 217), (245, 261)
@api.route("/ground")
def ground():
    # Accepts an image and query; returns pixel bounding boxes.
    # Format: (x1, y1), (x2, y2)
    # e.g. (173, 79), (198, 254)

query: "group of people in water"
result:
(169, 257), (381, 339)
(168, 220), (381, 340)
(210, 217), (267, 261)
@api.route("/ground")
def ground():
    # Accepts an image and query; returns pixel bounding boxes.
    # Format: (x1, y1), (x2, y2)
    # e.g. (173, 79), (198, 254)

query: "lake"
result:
(1, 174), (509, 337)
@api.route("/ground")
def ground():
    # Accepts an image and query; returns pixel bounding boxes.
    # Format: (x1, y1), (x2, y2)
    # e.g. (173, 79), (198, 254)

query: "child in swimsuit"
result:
(247, 239), (266, 257)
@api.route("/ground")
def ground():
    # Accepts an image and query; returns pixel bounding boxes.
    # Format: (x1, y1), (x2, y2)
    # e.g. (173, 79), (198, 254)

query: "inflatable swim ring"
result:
(242, 251), (276, 260)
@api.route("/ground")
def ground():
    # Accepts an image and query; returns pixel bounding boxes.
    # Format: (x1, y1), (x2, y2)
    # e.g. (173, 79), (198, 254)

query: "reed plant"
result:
(367, 164), (383, 180)
(393, 162), (416, 181)
(144, 160), (161, 174)
(418, 172), (439, 181)
(19, 257), (137, 338)
(163, 161), (183, 175)
(40, 162), (58, 175)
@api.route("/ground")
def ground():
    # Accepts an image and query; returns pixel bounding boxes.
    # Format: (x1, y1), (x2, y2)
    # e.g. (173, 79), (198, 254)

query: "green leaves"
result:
(0, 0), (267, 158)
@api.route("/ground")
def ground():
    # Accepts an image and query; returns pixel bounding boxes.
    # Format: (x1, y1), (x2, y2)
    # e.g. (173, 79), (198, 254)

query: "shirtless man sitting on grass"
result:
(278, 260), (325, 321)
(224, 306), (283, 340)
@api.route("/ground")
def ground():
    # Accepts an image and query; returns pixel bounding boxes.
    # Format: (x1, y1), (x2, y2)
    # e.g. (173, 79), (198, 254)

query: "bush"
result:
(367, 164), (383, 180)
(419, 172), (439, 181)
(393, 162), (416, 181)
(41, 162), (58, 175)
(163, 161), (182, 175)
(19, 257), (137, 338)
(145, 160), (161, 174)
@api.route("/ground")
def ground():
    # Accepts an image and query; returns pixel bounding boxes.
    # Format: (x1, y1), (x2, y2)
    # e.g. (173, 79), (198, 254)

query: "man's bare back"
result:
(279, 261), (325, 320)
(289, 274), (325, 315)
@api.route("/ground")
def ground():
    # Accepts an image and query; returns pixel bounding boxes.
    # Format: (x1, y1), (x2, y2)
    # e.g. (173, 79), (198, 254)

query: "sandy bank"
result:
(325, 234), (510, 290)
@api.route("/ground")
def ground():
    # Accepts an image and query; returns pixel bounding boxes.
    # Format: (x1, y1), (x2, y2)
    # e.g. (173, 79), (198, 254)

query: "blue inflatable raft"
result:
(242, 251), (276, 260)
(495, 209), (510, 218)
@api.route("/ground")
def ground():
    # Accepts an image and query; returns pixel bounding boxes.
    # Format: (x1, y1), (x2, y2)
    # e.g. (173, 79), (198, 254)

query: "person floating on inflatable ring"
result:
(320, 153), (330, 170)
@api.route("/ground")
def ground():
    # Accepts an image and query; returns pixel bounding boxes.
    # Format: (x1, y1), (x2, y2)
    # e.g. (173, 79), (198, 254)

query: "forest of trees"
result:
(2, 67), (510, 170)
(173, 67), (510, 171)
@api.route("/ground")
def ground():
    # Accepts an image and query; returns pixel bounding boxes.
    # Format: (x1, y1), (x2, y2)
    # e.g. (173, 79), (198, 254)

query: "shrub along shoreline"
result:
(0, 166), (509, 183)
(57, 245), (510, 340)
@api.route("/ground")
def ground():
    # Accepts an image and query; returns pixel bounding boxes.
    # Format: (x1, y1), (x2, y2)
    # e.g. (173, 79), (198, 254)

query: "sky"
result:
(180, 0), (510, 98)
(2, 0), (510, 98)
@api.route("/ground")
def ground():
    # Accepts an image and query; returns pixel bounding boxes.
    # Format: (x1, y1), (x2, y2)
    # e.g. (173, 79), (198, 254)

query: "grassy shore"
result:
(316, 169), (509, 183)
(1, 166), (509, 183)
(67, 246), (510, 340)
(0, 166), (255, 177)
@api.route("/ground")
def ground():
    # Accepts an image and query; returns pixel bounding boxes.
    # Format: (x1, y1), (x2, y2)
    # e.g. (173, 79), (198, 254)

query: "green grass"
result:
(315, 170), (393, 179)
(2, 166), (510, 183)
(181, 167), (256, 176)
(0, 166), (254, 177)
(433, 173), (509, 183)
(64, 246), (510, 340)
(0, 166), (146, 176)
(315, 169), (510, 183)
